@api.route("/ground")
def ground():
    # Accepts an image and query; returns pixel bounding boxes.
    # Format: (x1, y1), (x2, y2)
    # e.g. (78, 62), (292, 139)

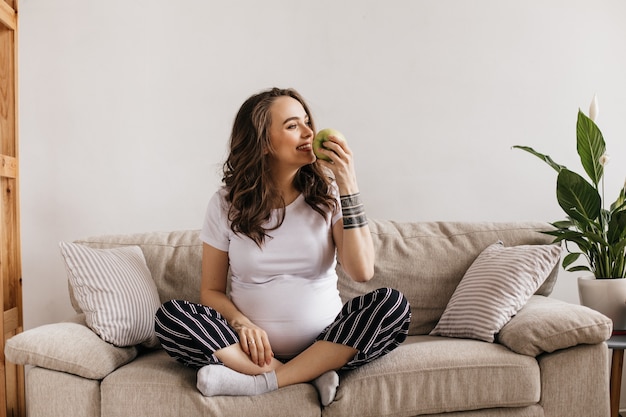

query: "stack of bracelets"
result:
(340, 192), (368, 229)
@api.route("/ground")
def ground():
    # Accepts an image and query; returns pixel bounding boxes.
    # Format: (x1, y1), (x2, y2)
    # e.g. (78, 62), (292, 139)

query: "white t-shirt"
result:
(200, 187), (343, 359)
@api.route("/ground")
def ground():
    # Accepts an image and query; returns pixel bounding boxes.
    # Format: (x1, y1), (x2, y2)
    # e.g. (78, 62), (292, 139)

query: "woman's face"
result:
(267, 96), (316, 171)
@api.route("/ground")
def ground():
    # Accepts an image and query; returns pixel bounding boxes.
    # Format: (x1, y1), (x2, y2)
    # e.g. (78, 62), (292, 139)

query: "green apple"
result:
(313, 128), (346, 161)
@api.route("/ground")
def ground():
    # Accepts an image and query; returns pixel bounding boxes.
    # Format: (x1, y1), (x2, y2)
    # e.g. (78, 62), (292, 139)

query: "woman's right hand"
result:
(232, 319), (274, 367)
(200, 243), (274, 367)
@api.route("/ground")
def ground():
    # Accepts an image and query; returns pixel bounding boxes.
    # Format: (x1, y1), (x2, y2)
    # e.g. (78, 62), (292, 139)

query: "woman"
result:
(155, 87), (410, 406)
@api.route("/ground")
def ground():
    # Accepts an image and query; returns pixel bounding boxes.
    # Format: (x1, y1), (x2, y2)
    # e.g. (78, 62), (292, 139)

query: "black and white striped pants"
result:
(154, 287), (411, 370)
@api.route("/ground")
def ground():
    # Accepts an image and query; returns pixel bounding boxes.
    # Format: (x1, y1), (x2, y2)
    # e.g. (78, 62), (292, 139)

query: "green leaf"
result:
(611, 187), (626, 212)
(610, 239), (626, 260)
(557, 168), (601, 224)
(567, 265), (593, 273)
(576, 110), (606, 187)
(542, 229), (583, 239)
(544, 231), (592, 252)
(563, 252), (583, 268)
(551, 220), (574, 229)
(608, 210), (626, 245)
(581, 230), (610, 247)
(512, 145), (566, 173)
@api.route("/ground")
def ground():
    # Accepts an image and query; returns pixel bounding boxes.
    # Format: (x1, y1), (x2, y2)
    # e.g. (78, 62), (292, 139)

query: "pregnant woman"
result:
(154, 87), (411, 406)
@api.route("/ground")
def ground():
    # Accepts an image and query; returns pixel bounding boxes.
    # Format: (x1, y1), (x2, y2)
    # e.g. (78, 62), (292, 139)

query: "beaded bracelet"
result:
(340, 192), (368, 229)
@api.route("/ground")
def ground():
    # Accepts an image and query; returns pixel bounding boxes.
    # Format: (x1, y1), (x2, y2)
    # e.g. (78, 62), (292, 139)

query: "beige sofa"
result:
(6, 220), (613, 417)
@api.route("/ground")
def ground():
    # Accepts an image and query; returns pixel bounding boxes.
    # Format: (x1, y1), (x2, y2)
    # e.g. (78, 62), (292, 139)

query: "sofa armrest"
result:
(4, 315), (138, 379)
(496, 295), (612, 356)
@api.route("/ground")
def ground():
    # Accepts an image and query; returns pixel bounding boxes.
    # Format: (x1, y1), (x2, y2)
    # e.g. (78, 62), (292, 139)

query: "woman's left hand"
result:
(316, 134), (359, 194)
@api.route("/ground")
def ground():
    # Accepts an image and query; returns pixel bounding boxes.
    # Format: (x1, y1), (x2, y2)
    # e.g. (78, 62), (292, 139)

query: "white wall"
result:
(18, 1), (626, 330)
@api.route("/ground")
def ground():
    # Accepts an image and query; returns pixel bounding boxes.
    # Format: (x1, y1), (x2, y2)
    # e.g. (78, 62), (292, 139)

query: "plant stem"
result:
(618, 249), (626, 278)
(602, 174), (606, 212)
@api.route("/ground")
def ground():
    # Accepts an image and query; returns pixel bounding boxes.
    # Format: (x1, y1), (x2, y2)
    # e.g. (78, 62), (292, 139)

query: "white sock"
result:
(312, 370), (340, 406)
(196, 365), (278, 397)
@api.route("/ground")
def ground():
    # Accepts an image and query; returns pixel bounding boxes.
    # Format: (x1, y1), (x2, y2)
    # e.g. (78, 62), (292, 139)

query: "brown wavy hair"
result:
(222, 87), (337, 246)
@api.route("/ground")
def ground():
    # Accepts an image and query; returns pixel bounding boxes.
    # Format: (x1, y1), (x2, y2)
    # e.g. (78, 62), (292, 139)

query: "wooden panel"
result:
(0, 23), (15, 158)
(2, 308), (20, 417)
(0, 178), (19, 417)
(0, 0), (22, 415)
(0, 155), (15, 179)
(0, 3), (15, 32)
(1, 178), (18, 309)
(2, 308), (16, 334)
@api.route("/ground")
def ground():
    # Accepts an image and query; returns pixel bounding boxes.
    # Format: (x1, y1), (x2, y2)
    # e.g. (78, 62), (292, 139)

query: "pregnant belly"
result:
(230, 275), (343, 358)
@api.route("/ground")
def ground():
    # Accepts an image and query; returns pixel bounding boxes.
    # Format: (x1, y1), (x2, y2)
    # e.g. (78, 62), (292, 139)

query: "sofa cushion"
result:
(324, 335), (540, 417)
(429, 242), (561, 342)
(337, 220), (558, 336)
(60, 242), (161, 347)
(497, 295), (613, 356)
(101, 350), (321, 417)
(5, 319), (138, 379)
(26, 367), (102, 417)
(537, 342), (609, 417)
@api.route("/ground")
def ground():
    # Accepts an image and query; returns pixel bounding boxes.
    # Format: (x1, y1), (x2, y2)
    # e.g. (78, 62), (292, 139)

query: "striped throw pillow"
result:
(59, 242), (161, 347)
(429, 242), (562, 342)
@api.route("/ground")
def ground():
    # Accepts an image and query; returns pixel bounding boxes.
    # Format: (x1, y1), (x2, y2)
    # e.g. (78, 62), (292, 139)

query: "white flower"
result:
(589, 94), (599, 122)
(599, 153), (610, 166)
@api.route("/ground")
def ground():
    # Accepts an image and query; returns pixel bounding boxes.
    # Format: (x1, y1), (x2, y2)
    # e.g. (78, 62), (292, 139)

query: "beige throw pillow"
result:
(5, 321), (138, 379)
(497, 295), (612, 355)
(59, 242), (161, 347)
(430, 242), (562, 342)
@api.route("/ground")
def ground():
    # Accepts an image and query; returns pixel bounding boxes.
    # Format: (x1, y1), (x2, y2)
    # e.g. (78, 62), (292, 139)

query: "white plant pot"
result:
(578, 275), (626, 331)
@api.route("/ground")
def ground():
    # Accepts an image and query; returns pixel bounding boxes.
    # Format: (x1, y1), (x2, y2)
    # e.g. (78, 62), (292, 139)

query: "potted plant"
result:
(513, 95), (626, 329)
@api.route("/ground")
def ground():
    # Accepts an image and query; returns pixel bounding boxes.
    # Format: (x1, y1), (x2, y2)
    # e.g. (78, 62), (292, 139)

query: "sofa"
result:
(5, 220), (613, 417)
